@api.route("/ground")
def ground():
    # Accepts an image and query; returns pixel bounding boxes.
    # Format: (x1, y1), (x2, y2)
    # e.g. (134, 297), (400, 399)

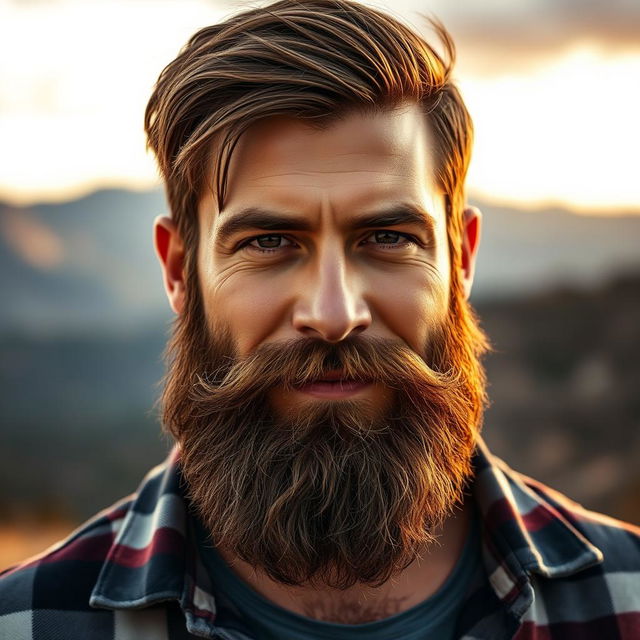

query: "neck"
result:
(216, 498), (473, 624)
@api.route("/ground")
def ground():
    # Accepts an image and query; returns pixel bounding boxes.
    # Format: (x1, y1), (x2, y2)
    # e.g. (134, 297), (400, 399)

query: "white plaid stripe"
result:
(605, 571), (640, 615)
(0, 611), (31, 640)
(116, 493), (186, 550)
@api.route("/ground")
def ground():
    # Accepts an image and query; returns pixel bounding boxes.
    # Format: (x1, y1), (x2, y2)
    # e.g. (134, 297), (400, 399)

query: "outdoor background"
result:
(1, 0), (639, 571)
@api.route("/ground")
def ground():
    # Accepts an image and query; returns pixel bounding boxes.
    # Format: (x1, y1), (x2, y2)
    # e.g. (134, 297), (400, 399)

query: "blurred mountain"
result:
(0, 189), (170, 334)
(1, 188), (639, 333)
(470, 200), (640, 299)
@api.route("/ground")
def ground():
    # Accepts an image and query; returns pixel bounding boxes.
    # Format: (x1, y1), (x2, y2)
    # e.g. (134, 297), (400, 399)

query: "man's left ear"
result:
(460, 206), (482, 301)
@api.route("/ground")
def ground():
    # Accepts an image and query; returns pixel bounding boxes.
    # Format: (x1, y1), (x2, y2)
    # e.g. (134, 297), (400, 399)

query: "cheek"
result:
(200, 267), (291, 356)
(370, 267), (449, 354)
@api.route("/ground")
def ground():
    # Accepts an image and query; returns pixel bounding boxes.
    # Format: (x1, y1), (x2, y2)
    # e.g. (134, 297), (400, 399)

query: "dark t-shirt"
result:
(196, 515), (481, 640)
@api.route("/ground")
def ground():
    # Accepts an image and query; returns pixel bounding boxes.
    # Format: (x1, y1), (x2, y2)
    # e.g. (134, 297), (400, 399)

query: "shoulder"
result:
(0, 452), (189, 639)
(512, 470), (640, 637)
(475, 445), (640, 637)
(0, 496), (132, 639)
(521, 470), (640, 569)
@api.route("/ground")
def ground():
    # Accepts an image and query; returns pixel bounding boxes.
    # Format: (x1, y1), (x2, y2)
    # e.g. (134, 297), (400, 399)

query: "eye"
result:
(238, 230), (419, 256)
(361, 230), (419, 249)
(241, 234), (297, 254)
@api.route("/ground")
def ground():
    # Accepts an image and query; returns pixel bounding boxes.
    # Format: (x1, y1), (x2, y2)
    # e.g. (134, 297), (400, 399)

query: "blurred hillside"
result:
(480, 274), (640, 523)
(0, 189), (639, 569)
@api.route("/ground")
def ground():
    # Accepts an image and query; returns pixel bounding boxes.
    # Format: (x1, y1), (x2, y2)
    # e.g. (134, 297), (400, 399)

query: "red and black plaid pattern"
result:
(1, 439), (639, 639)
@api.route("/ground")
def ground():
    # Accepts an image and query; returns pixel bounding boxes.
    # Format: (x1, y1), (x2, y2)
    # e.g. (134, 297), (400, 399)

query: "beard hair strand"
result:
(160, 278), (488, 590)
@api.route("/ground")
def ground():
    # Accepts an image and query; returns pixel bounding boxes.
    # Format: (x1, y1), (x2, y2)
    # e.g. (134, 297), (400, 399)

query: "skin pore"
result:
(154, 103), (482, 623)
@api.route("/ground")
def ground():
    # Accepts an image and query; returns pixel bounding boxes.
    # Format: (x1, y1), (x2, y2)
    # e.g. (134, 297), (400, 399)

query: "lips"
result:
(294, 373), (372, 398)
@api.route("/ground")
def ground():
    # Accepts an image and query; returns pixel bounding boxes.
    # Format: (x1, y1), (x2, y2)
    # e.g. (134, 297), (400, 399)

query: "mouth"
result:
(294, 371), (372, 399)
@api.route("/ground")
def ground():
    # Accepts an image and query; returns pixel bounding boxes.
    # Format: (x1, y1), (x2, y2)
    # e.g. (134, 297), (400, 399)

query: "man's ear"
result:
(460, 206), (482, 301)
(153, 215), (186, 315)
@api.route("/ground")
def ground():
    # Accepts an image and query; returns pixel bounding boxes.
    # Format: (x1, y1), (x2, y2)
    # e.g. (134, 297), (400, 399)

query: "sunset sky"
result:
(1, 0), (639, 213)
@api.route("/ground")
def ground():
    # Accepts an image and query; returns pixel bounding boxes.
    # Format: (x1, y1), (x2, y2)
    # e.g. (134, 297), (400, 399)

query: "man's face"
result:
(155, 103), (486, 590)
(196, 104), (452, 420)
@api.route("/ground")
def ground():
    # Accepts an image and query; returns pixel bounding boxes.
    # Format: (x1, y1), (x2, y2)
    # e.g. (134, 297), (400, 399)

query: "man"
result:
(1, 0), (639, 638)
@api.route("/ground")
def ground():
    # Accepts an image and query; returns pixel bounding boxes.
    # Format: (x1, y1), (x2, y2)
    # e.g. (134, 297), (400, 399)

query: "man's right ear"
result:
(153, 215), (186, 315)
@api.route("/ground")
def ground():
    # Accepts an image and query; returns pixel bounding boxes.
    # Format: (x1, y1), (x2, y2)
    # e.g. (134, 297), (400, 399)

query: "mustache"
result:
(193, 331), (457, 407)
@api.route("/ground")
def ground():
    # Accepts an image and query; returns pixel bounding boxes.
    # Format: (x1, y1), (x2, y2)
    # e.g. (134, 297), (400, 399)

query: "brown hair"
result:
(152, 1), (492, 589)
(144, 0), (474, 295)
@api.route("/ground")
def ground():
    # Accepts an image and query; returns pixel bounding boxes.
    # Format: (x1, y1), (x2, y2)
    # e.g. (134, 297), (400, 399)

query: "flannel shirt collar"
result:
(470, 438), (603, 619)
(89, 437), (603, 637)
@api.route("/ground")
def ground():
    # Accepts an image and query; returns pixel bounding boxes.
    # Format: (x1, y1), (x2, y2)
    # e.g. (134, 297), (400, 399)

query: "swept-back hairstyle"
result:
(145, 0), (473, 275)
(149, 5), (490, 582)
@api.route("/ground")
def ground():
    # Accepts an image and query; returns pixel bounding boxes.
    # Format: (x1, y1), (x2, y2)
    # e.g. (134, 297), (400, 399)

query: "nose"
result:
(292, 245), (372, 343)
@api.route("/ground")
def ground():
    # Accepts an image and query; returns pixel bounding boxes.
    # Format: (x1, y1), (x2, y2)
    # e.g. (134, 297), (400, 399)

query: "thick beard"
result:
(161, 271), (489, 591)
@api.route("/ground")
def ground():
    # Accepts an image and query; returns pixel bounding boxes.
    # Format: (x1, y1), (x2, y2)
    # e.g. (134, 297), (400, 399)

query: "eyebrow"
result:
(215, 203), (437, 244)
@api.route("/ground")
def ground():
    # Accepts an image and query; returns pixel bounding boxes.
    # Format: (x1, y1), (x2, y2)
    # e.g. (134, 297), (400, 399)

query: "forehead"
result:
(200, 103), (442, 224)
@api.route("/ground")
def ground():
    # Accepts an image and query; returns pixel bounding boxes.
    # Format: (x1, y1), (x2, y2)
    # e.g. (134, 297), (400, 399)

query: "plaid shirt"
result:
(2, 438), (639, 639)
